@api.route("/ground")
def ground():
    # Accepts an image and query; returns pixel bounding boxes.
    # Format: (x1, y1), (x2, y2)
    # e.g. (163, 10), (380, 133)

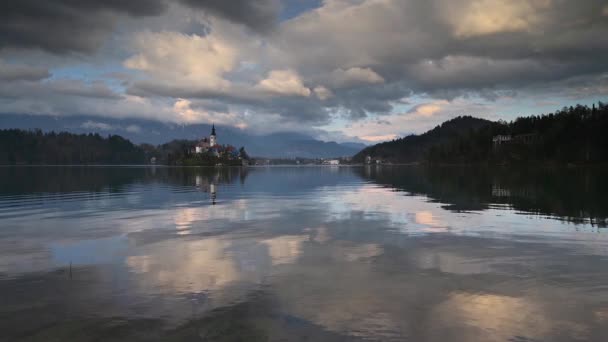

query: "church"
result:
(194, 124), (217, 154)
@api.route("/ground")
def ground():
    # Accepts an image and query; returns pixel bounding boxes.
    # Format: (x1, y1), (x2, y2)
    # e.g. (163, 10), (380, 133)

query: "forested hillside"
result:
(428, 103), (608, 164)
(0, 129), (146, 164)
(353, 116), (492, 163)
(355, 102), (608, 164)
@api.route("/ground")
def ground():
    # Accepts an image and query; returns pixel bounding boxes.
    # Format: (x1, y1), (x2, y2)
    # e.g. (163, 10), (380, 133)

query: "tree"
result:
(239, 147), (250, 160)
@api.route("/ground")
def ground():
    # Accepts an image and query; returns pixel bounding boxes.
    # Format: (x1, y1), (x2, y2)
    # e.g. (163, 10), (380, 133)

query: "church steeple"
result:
(209, 124), (217, 147)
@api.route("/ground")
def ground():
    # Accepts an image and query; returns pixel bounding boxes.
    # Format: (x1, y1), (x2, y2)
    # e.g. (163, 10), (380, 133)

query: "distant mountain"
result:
(0, 114), (363, 158)
(353, 116), (493, 163)
(340, 142), (367, 150)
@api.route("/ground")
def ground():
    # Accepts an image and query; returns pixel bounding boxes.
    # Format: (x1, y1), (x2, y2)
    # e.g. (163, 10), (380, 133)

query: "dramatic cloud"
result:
(124, 30), (238, 89)
(1, 0), (608, 142)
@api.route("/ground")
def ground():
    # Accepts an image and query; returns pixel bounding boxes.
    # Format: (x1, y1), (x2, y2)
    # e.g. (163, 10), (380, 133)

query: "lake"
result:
(1, 165), (608, 341)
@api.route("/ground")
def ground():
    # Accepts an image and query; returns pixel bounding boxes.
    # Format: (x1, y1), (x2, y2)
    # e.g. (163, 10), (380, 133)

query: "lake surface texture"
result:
(1, 165), (608, 342)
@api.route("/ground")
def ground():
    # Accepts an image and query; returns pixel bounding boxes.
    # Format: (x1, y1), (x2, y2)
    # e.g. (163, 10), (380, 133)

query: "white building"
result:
(492, 135), (511, 145)
(194, 124), (217, 154)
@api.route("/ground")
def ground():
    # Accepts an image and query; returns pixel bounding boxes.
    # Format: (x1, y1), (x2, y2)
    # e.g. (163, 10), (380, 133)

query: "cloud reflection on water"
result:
(2, 166), (608, 341)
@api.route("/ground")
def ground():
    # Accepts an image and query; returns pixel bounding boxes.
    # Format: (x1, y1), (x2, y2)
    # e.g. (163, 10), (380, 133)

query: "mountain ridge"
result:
(353, 116), (493, 163)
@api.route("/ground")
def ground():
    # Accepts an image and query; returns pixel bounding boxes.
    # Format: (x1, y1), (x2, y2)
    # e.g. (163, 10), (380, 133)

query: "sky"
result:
(0, 0), (607, 143)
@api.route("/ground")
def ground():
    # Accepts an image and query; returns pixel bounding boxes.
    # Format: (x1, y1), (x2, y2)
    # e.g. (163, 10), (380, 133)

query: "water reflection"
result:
(356, 165), (608, 227)
(1, 166), (608, 341)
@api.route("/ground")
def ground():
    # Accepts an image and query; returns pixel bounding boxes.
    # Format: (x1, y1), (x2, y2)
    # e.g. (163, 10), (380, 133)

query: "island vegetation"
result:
(151, 139), (250, 166)
(355, 102), (608, 165)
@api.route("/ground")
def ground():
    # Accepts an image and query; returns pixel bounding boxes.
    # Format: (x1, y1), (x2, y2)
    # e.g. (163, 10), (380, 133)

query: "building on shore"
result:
(492, 135), (512, 146)
(493, 133), (537, 147)
(323, 159), (340, 165)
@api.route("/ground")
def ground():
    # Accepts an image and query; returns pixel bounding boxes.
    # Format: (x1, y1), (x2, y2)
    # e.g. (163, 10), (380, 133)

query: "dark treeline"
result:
(0, 129), (250, 165)
(0, 129), (146, 165)
(355, 102), (608, 164)
(429, 103), (608, 164)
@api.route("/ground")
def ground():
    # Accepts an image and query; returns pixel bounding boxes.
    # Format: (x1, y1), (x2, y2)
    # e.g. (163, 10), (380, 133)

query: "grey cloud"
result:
(126, 81), (262, 105)
(4, 0), (608, 135)
(279, 0), (608, 90)
(0, 0), (167, 54)
(127, 79), (330, 124)
(50, 80), (123, 99)
(0, 79), (122, 100)
(0, 63), (50, 81)
(179, 0), (281, 32)
(0, 0), (280, 55)
(81, 120), (114, 131)
(80, 121), (142, 134)
(126, 0), (608, 128)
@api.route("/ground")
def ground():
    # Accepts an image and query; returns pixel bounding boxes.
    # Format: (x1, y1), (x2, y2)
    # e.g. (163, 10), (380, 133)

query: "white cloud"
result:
(256, 69), (311, 97)
(125, 124), (142, 133)
(81, 121), (143, 134)
(124, 30), (238, 89)
(440, 0), (552, 38)
(407, 101), (449, 117)
(329, 67), (384, 88)
(313, 86), (333, 100)
(172, 98), (247, 128)
(359, 134), (399, 142)
(81, 120), (113, 130)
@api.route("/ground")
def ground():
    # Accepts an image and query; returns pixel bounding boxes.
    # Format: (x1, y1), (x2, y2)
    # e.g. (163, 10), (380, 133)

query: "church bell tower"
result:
(210, 124), (217, 147)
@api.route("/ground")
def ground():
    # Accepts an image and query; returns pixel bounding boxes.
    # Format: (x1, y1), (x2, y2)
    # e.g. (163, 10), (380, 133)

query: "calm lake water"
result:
(1, 165), (608, 341)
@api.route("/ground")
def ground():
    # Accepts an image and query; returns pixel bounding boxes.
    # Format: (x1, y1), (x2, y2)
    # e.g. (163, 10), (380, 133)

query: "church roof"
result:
(211, 124), (216, 136)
